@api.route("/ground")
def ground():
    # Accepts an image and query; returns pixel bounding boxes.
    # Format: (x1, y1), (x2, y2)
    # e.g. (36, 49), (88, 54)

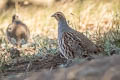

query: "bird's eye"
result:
(57, 14), (60, 16)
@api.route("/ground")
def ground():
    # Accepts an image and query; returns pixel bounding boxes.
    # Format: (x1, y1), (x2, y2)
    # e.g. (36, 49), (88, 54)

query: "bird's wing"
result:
(71, 30), (98, 52)
(60, 32), (85, 58)
(16, 21), (30, 38)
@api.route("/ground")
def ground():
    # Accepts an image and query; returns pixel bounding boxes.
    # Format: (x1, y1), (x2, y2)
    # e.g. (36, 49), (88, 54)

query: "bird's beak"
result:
(51, 14), (55, 17)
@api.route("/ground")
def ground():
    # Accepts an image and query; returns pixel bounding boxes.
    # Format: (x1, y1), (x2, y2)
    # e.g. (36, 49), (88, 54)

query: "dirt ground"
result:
(0, 43), (110, 79)
(0, 51), (67, 77)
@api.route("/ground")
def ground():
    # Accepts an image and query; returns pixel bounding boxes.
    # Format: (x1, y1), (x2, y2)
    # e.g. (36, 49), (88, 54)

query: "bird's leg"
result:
(59, 53), (73, 67)
(15, 44), (21, 63)
(18, 44), (21, 49)
(17, 40), (22, 51)
(63, 59), (73, 67)
(14, 44), (18, 49)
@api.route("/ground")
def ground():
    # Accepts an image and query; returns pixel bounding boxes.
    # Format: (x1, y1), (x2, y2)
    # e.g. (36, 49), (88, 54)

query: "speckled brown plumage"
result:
(6, 14), (30, 47)
(52, 12), (99, 59)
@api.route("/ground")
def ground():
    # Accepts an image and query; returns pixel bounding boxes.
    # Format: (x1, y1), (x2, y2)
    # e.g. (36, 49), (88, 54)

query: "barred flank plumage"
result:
(52, 12), (99, 59)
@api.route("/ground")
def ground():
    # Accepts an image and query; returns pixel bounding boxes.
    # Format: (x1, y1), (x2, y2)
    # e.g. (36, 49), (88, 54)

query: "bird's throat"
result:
(58, 19), (70, 39)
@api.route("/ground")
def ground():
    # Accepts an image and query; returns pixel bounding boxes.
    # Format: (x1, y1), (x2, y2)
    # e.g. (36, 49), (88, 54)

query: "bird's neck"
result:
(58, 19), (70, 33)
(58, 19), (71, 39)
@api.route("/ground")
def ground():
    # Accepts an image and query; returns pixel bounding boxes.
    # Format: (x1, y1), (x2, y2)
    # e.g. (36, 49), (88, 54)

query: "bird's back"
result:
(14, 21), (30, 39)
(70, 29), (98, 52)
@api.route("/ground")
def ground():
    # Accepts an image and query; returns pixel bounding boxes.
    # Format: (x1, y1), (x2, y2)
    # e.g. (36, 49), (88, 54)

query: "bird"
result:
(6, 14), (30, 48)
(51, 12), (100, 59)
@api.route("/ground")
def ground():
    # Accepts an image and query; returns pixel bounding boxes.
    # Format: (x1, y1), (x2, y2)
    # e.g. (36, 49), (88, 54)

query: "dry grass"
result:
(0, 0), (118, 38)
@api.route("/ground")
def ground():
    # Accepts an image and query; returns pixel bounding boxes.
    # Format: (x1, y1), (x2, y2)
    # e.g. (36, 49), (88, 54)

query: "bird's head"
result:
(12, 14), (19, 22)
(51, 12), (66, 21)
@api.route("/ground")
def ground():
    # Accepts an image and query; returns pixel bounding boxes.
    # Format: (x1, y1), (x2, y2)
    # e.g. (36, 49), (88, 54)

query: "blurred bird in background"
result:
(6, 14), (30, 48)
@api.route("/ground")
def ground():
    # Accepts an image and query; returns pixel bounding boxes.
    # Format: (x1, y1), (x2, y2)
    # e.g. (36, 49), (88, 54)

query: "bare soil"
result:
(0, 52), (67, 77)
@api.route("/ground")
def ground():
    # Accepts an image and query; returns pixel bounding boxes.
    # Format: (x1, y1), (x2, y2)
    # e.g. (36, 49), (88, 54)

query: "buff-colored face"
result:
(51, 12), (66, 21)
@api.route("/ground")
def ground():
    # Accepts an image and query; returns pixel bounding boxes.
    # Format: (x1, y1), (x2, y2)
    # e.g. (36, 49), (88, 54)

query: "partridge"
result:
(6, 14), (30, 48)
(52, 12), (99, 59)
